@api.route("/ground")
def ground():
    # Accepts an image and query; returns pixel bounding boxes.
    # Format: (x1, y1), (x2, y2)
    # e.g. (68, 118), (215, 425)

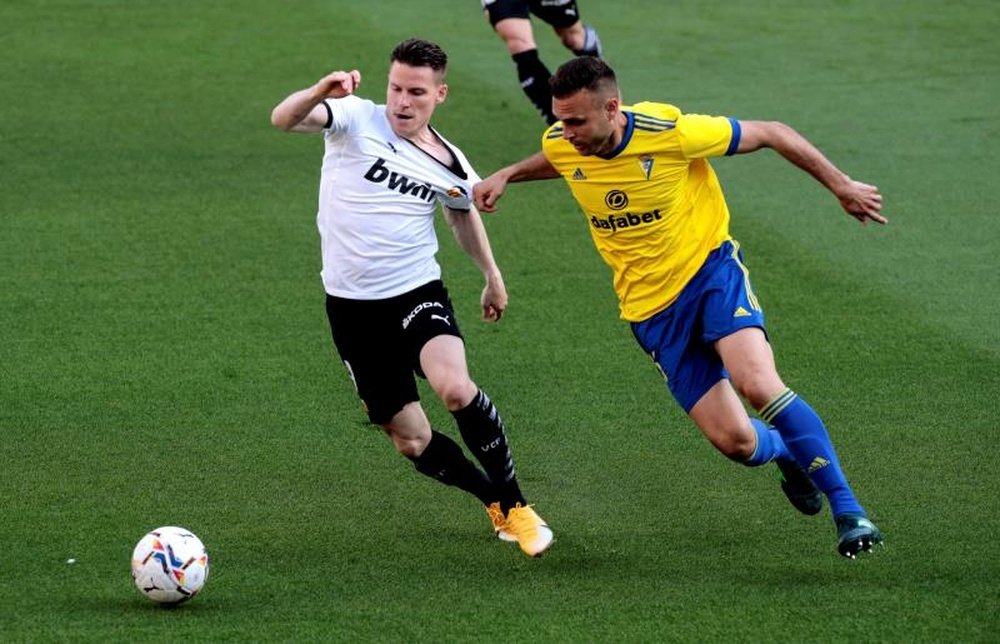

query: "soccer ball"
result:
(131, 526), (209, 604)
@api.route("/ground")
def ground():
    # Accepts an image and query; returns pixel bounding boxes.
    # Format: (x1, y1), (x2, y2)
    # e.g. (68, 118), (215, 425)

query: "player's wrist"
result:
(308, 84), (331, 103)
(483, 267), (504, 284)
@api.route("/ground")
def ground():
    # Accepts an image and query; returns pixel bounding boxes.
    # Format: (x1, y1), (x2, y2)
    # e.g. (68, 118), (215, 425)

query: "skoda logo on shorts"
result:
(604, 190), (629, 211)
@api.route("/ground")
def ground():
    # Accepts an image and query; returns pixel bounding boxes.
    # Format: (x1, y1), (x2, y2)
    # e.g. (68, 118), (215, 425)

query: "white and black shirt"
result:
(316, 95), (480, 300)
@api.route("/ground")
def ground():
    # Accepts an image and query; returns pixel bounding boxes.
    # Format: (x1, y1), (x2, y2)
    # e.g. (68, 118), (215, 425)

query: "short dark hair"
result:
(550, 56), (618, 99)
(390, 38), (448, 74)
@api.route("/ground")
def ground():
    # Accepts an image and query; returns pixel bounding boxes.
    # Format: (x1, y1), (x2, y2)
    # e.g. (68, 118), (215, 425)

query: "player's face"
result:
(386, 62), (447, 138)
(553, 89), (620, 156)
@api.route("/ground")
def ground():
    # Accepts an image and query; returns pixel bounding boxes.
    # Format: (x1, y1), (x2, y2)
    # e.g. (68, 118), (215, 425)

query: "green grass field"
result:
(3, 0), (999, 640)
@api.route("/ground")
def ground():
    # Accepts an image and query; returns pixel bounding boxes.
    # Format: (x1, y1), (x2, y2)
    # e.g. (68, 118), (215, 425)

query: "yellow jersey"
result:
(542, 101), (739, 321)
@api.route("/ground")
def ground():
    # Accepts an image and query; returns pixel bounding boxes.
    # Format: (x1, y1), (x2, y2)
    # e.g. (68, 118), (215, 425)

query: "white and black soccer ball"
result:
(131, 526), (209, 604)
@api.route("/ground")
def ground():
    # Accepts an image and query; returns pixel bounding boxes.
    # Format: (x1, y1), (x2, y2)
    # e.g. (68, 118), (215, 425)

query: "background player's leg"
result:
(492, 18), (557, 124)
(553, 21), (602, 56)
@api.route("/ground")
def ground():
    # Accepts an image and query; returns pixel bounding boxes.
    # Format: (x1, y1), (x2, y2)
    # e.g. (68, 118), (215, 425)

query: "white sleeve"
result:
(438, 185), (473, 211)
(323, 95), (371, 134)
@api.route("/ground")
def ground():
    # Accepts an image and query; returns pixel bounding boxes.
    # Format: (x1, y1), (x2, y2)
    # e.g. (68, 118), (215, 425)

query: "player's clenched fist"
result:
(313, 70), (361, 99)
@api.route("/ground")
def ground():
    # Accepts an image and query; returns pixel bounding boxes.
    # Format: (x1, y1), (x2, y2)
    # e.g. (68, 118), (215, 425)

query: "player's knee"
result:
(555, 23), (584, 50)
(386, 429), (429, 459)
(433, 377), (477, 411)
(714, 427), (756, 461)
(499, 33), (536, 54)
(732, 373), (784, 410)
(558, 33), (580, 50)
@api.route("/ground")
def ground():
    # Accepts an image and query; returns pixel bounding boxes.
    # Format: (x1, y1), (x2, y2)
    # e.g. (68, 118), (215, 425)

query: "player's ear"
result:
(604, 95), (620, 121)
(436, 83), (448, 104)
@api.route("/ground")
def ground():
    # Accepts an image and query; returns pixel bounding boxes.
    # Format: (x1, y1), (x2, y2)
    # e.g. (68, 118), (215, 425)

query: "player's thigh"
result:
(397, 281), (473, 406)
(419, 335), (477, 408)
(631, 286), (726, 415)
(398, 281), (464, 368)
(715, 328), (785, 409)
(702, 241), (784, 408)
(491, 17), (537, 53)
(325, 294), (420, 425)
(701, 240), (785, 408)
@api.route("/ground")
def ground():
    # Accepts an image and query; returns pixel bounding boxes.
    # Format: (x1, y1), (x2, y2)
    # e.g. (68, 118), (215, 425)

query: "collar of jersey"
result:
(598, 111), (635, 160)
(399, 126), (468, 180)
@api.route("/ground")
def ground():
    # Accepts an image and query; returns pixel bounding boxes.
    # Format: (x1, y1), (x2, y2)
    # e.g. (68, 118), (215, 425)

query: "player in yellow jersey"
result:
(474, 56), (886, 558)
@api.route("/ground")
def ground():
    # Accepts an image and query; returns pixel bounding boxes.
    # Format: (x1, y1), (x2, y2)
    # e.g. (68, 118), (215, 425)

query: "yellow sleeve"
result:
(541, 123), (566, 172)
(677, 113), (740, 159)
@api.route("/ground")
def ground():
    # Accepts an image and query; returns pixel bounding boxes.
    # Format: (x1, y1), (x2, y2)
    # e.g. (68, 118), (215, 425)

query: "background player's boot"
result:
(776, 458), (823, 515)
(506, 504), (554, 557)
(485, 502), (516, 542)
(836, 514), (883, 558)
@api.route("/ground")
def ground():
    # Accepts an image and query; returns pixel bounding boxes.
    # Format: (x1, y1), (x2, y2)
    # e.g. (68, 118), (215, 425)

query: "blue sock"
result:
(760, 389), (865, 518)
(744, 418), (792, 466)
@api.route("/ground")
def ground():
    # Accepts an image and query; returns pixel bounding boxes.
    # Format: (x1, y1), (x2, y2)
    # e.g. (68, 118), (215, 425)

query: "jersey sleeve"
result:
(540, 123), (569, 174)
(323, 95), (369, 134)
(434, 140), (479, 211)
(451, 145), (482, 186)
(438, 186), (473, 211)
(676, 113), (741, 159)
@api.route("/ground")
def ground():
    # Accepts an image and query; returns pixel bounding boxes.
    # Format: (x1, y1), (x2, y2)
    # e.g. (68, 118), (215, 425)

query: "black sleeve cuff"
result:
(322, 100), (333, 129)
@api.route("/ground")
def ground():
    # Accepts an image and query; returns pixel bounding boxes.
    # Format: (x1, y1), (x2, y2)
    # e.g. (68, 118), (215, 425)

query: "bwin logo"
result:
(364, 158), (436, 202)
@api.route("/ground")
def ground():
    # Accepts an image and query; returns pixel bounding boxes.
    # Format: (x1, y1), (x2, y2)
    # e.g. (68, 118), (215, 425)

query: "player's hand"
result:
(473, 175), (507, 213)
(481, 271), (507, 322)
(313, 70), (361, 100)
(837, 180), (887, 225)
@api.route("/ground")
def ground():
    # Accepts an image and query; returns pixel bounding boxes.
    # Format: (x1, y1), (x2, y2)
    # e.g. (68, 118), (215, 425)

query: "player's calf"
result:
(775, 458), (823, 516)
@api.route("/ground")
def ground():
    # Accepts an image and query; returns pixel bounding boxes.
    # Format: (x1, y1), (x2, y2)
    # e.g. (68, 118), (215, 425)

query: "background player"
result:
(474, 56), (885, 558)
(270, 38), (553, 557)
(482, 0), (602, 124)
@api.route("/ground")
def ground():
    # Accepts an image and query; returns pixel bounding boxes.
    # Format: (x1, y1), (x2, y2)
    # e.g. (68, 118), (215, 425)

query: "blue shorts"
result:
(630, 240), (767, 413)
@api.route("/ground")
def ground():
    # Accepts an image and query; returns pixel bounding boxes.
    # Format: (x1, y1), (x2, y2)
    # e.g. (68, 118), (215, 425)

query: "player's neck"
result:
(404, 125), (443, 152)
(405, 127), (455, 166)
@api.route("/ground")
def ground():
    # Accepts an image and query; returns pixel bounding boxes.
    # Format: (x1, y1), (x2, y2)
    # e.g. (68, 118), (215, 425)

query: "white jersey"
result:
(316, 95), (481, 299)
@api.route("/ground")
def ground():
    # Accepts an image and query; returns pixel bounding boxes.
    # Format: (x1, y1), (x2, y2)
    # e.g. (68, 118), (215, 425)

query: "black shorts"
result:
(325, 280), (464, 425)
(482, 0), (582, 28)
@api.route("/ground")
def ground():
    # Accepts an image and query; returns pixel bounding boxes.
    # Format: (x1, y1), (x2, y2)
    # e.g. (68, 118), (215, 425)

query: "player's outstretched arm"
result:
(443, 205), (507, 322)
(473, 152), (560, 212)
(271, 70), (362, 133)
(736, 120), (887, 225)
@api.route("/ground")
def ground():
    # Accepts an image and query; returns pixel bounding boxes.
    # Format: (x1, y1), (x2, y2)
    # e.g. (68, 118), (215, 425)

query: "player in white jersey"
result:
(270, 39), (552, 557)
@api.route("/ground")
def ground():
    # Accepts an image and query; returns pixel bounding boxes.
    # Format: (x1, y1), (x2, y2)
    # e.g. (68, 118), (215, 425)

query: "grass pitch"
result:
(2, 0), (998, 640)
